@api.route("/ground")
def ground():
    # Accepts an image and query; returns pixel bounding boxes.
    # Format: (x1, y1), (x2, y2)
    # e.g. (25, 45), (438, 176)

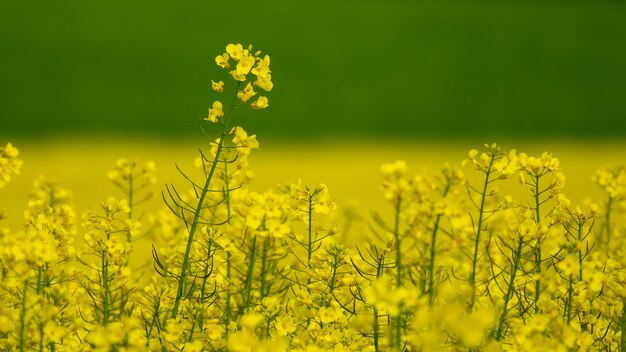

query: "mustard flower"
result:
(207, 100), (224, 122)
(251, 96), (269, 109)
(237, 82), (257, 102)
(216, 53), (230, 69)
(212, 79), (225, 92)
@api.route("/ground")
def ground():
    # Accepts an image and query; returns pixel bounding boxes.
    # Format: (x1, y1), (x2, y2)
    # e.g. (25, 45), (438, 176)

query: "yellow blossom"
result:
(212, 80), (224, 92)
(237, 82), (257, 102)
(207, 100), (224, 122)
(251, 96), (269, 109)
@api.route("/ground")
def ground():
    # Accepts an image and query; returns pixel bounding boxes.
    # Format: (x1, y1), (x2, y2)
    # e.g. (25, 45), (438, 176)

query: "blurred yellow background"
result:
(2, 138), (624, 233)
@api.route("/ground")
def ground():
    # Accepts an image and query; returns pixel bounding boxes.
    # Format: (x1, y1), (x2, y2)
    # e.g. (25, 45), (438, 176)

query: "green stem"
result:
(36, 268), (43, 295)
(565, 274), (573, 324)
(171, 89), (239, 319)
(395, 306), (403, 351)
(307, 195), (314, 292)
(373, 307), (379, 352)
(373, 258), (383, 352)
(619, 298), (626, 352)
(260, 237), (269, 299)
(578, 223), (584, 281)
(495, 238), (523, 341)
(127, 172), (134, 241)
(242, 236), (258, 314)
(606, 196), (613, 248)
(428, 179), (451, 305)
(146, 299), (161, 341)
(197, 240), (213, 335)
(469, 158), (494, 309)
(102, 250), (110, 326)
(329, 259), (337, 295)
(393, 195), (402, 288)
(39, 323), (44, 352)
(225, 252), (232, 336)
(19, 280), (28, 352)
(223, 163), (233, 338)
(533, 175), (542, 313)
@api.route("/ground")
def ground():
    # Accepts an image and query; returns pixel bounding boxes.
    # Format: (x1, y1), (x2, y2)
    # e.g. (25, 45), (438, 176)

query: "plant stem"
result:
(533, 175), (542, 313)
(606, 196), (613, 248)
(469, 158), (494, 309)
(171, 89), (239, 319)
(260, 237), (269, 299)
(306, 194), (316, 294)
(619, 298), (626, 352)
(393, 195), (402, 288)
(102, 250), (110, 326)
(428, 179), (451, 305)
(242, 236), (258, 314)
(565, 274), (573, 324)
(19, 280), (28, 352)
(495, 238), (523, 341)
(224, 163), (233, 337)
(127, 172), (134, 241)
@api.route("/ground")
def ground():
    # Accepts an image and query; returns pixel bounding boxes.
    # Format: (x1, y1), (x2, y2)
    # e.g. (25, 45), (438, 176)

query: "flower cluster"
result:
(208, 43), (272, 124)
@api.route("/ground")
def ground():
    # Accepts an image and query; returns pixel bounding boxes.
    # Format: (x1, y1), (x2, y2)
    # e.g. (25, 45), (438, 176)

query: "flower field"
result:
(2, 44), (626, 351)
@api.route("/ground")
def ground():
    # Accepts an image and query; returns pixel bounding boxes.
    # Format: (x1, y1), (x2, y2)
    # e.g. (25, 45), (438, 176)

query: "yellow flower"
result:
(252, 55), (271, 82)
(212, 80), (224, 92)
(183, 341), (204, 352)
(215, 53), (230, 69)
(251, 96), (269, 109)
(229, 69), (247, 82)
(254, 74), (274, 91)
(207, 100), (224, 122)
(236, 54), (256, 76)
(237, 82), (257, 103)
(226, 43), (244, 60)
(274, 316), (297, 336)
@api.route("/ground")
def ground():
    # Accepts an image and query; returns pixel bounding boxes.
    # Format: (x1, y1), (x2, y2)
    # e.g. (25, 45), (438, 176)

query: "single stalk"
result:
(373, 258), (383, 352)
(19, 280), (28, 352)
(576, 222), (589, 331)
(578, 223), (584, 281)
(127, 172), (134, 241)
(242, 236), (258, 314)
(428, 179), (452, 305)
(391, 193), (404, 351)
(620, 298), (626, 352)
(197, 239), (213, 335)
(102, 249), (110, 326)
(260, 237), (269, 299)
(533, 175), (542, 313)
(373, 307), (380, 352)
(393, 195), (403, 288)
(565, 274), (573, 324)
(225, 252), (232, 334)
(223, 163), (233, 337)
(605, 196), (613, 247)
(171, 89), (240, 319)
(36, 268), (43, 295)
(495, 238), (523, 341)
(328, 258), (337, 295)
(306, 195), (314, 292)
(146, 299), (161, 341)
(469, 158), (495, 309)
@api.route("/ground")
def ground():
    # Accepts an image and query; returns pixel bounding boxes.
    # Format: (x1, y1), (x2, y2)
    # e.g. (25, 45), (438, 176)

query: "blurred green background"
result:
(1, 0), (625, 140)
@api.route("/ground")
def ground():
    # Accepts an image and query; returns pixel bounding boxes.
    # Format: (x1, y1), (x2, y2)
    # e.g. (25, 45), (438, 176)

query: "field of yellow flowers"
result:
(2, 44), (626, 351)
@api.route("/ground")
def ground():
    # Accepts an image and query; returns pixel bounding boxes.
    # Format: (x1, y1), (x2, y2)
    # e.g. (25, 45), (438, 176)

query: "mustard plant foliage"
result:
(2, 45), (626, 352)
